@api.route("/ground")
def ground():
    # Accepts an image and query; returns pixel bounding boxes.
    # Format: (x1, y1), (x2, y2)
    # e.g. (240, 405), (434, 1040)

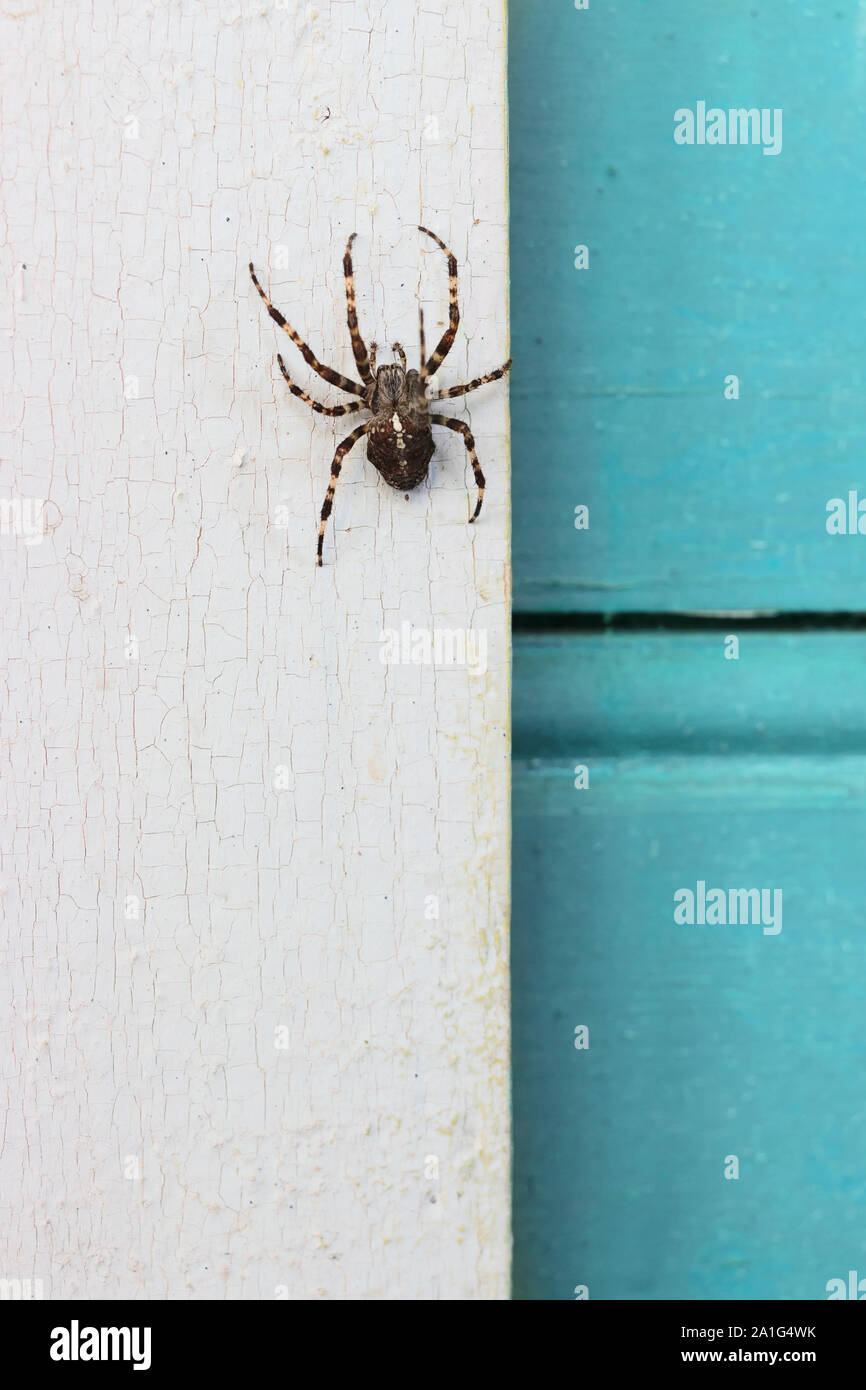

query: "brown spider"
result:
(249, 227), (511, 565)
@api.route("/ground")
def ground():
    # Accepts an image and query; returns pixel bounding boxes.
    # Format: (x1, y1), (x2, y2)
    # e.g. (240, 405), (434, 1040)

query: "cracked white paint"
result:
(1, 0), (509, 1298)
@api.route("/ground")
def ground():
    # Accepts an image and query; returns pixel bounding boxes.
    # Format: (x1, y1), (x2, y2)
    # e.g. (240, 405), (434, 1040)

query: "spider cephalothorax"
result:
(250, 226), (511, 565)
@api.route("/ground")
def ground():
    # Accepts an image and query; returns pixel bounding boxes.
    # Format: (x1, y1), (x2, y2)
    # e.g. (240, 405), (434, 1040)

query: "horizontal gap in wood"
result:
(513, 611), (866, 633)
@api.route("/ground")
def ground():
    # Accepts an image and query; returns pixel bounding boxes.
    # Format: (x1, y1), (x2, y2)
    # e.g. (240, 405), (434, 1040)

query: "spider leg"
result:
(250, 262), (365, 397)
(431, 359), (512, 400)
(418, 309), (426, 381)
(343, 234), (375, 385)
(369, 342), (378, 376)
(392, 343), (407, 371)
(277, 356), (365, 417)
(418, 226), (459, 376)
(317, 421), (370, 566)
(430, 413), (485, 522)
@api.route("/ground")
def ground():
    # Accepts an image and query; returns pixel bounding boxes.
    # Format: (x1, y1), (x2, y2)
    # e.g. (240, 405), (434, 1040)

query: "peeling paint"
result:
(1, 0), (509, 1300)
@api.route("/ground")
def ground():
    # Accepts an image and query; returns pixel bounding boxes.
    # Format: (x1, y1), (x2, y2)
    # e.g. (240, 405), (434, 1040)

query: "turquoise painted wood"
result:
(513, 739), (866, 1301)
(514, 634), (866, 1300)
(510, 0), (866, 612)
(513, 631), (866, 758)
(510, 0), (866, 1303)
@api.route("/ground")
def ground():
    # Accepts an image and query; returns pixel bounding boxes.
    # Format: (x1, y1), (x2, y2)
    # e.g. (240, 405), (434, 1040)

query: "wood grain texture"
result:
(1, 0), (510, 1300)
(510, 0), (866, 611)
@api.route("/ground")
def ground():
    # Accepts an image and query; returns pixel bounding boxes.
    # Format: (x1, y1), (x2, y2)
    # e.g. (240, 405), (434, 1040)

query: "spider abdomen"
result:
(366, 413), (435, 492)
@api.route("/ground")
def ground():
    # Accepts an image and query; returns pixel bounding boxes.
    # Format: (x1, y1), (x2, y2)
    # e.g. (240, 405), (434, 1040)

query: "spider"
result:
(249, 227), (511, 565)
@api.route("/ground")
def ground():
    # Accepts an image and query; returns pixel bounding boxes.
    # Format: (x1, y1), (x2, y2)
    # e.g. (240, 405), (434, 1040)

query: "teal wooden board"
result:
(512, 633), (866, 1299)
(513, 631), (866, 758)
(509, 0), (866, 611)
(513, 754), (866, 1300)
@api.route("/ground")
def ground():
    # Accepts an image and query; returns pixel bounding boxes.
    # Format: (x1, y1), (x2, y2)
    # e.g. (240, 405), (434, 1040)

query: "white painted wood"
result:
(1, 0), (510, 1299)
